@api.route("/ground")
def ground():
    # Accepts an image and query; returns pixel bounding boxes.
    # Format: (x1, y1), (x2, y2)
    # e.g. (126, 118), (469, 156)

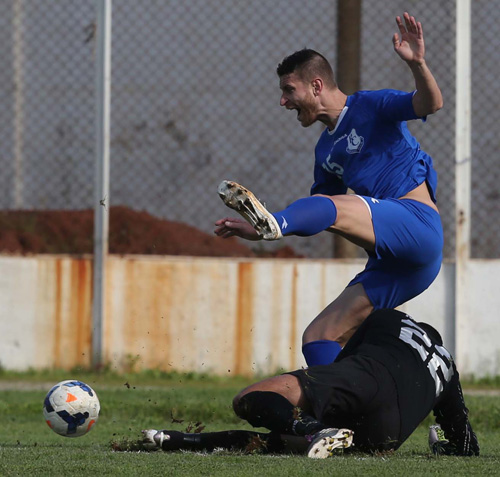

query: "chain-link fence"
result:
(360, 0), (457, 259)
(0, 0), (497, 259)
(471, 2), (500, 258)
(0, 1), (96, 209)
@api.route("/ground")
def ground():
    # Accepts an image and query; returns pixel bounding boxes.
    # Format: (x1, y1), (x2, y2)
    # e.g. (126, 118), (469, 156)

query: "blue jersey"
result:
(310, 89), (437, 202)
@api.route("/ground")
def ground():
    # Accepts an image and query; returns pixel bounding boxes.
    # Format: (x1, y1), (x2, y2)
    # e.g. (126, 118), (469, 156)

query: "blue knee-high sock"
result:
(302, 340), (342, 366)
(272, 196), (337, 236)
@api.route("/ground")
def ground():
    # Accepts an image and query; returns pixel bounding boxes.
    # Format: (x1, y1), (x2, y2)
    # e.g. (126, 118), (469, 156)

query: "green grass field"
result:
(1, 369), (499, 476)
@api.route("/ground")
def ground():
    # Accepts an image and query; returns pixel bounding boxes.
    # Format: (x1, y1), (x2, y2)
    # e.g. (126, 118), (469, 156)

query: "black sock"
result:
(160, 429), (284, 453)
(433, 369), (480, 456)
(236, 391), (326, 436)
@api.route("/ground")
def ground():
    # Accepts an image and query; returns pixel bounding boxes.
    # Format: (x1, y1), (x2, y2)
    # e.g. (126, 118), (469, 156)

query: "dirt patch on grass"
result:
(0, 206), (302, 258)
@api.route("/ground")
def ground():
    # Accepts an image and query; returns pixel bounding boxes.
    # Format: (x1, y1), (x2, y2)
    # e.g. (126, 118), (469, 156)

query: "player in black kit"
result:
(142, 309), (479, 458)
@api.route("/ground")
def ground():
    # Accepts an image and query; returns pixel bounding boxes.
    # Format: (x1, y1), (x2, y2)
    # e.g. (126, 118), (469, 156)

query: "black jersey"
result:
(336, 308), (454, 443)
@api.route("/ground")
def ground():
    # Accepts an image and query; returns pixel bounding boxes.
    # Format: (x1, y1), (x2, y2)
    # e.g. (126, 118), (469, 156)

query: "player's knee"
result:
(302, 321), (339, 344)
(302, 326), (316, 345)
(232, 390), (249, 418)
(232, 393), (243, 416)
(303, 321), (362, 348)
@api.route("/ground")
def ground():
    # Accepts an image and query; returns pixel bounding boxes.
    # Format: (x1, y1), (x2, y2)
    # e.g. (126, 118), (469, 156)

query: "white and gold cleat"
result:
(217, 180), (282, 240)
(306, 428), (354, 459)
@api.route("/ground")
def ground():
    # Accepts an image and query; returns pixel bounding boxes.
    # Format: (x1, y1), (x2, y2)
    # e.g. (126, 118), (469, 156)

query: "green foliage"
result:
(0, 373), (499, 476)
(463, 374), (500, 388)
(0, 366), (257, 388)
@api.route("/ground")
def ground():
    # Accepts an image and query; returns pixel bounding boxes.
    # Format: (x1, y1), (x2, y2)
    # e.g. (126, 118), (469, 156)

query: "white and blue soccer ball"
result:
(43, 380), (100, 437)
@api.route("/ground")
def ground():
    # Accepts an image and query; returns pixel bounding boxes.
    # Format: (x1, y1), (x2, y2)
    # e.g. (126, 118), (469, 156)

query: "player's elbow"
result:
(437, 95), (444, 111)
(429, 97), (444, 114)
(416, 99), (443, 117)
(413, 91), (444, 117)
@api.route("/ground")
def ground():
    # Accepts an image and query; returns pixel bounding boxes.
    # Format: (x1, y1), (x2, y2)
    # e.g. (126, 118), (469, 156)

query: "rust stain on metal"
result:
(270, 264), (283, 371)
(114, 260), (173, 371)
(149, 263), (172, 369)
(70, 259), (92, 368)
(158, 263), (173, 369)
(122, 259), (138, 364)
(289, 264), (298, 368)
(234, 262), (254, 375)
(102, 258), (113, 365)
(53, 259), (63, 368)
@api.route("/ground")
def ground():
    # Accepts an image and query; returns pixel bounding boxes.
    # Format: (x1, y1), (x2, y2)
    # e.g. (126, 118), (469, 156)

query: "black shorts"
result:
(288, 355), (403, 452)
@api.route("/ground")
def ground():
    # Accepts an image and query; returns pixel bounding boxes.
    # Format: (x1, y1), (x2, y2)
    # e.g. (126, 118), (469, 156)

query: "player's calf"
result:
(218, 180), (339, 240)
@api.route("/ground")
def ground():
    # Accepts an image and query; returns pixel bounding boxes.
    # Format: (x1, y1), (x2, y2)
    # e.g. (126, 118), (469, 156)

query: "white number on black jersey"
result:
(399, 318), (454, 398)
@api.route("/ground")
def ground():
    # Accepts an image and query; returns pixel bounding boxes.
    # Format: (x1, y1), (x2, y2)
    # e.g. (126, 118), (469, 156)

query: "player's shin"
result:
(144, 429), (284, 453)
(272, 196), (337, 236)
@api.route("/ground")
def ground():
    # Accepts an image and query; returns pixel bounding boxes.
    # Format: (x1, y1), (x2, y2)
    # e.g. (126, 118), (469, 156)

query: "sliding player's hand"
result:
(393, 12), (425, 64)
(214, 217), (261, 241)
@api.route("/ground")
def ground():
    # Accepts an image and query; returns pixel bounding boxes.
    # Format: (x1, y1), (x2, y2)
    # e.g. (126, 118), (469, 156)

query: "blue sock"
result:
(302, 340), (342, 366)
(272, 196), (337, 236)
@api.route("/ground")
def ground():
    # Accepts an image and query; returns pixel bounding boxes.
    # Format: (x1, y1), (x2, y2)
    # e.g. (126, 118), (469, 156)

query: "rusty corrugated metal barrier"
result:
(0, 255), (460, 376)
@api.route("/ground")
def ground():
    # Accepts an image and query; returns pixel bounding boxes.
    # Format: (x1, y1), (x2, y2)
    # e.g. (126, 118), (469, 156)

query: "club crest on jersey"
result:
(346, 128), (364, 154)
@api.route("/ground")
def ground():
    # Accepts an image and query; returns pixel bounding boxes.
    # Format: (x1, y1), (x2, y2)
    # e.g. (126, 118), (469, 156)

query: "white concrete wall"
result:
(1, 255), (498, 377)
(0, 256), (92, 370)
(456, 260), (500, 375)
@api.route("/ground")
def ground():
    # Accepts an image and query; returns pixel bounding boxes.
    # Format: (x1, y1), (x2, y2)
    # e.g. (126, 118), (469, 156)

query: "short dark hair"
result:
(277, 49), (336, 88)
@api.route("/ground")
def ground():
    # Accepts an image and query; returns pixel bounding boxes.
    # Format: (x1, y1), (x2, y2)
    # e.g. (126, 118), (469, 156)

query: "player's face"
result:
(279, 73), (317, 128)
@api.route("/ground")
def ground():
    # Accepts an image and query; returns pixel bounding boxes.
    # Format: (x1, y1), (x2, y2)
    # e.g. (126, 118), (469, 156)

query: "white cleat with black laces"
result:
(142, 429), (186, 451)
(217, 180), (283, 241)
(141, 429), (161, 450)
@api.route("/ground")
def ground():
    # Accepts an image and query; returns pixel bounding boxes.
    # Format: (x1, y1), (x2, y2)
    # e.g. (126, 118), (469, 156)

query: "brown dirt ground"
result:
(0, 206), (303, 258)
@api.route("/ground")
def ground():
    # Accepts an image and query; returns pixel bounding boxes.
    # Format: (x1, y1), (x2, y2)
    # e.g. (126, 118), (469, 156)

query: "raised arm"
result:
(393, 12), (443, 117)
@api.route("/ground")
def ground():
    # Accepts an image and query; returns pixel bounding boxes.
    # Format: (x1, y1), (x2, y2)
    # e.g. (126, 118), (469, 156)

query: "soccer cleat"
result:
(306, 428), (354, 459)
(217, 180), (283, 240)
(428, 423), (479, 456)
(429, 424), (449, 455)
(141, 429), (160, 450)
(142, 429), (186, 451)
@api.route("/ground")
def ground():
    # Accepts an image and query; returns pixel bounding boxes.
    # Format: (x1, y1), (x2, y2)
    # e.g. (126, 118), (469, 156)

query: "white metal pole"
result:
(93, 0), (112, 368)
(454, 0), (471, 366)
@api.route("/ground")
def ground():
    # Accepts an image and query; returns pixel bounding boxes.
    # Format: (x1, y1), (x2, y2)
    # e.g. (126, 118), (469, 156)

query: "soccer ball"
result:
(43, 380), (100, 437)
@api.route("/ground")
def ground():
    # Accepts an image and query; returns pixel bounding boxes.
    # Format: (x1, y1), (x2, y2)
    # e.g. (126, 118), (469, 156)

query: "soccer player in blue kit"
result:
(215, 13), (444, 367)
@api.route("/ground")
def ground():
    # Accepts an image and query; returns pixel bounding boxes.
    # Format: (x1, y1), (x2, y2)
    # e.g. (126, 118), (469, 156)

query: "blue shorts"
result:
(348, 197), (443, 309)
